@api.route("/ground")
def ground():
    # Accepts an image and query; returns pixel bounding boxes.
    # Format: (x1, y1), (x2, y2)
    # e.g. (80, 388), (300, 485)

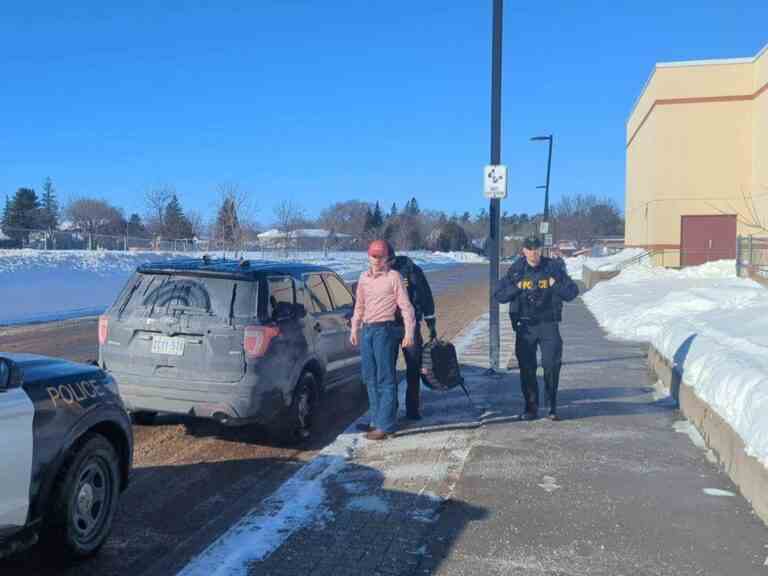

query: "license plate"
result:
(151, 335), (185, 356)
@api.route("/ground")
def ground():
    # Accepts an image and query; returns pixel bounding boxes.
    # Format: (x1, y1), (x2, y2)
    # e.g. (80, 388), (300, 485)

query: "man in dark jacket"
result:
(493, 235), (579, 421)
(388, 243), (437, 420)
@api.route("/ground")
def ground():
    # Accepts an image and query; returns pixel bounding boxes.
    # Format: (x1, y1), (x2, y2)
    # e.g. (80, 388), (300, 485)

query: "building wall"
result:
(752, 49), (768, 228)
(625, 45), (768, 266)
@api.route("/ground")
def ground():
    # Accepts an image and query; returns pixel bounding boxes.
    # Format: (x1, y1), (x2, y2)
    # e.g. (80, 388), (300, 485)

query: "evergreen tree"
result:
(4, 188), (41, 243)
(39, 177), (59, 230)
(389, 202), (397, 219)
(163, 195), (194, 238)
(127, 213), (147, 237)
(1, 196), (10, 231)
(215, 196), (240, 243)
(363, 206), (375, 233)
(371, 201), (383, 229)
(7, 188), (41, 229)
(404, 197), (420, 216)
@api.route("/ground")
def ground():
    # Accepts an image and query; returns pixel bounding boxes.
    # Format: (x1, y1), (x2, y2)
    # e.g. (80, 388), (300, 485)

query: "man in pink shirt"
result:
(350, 239), (416, 439)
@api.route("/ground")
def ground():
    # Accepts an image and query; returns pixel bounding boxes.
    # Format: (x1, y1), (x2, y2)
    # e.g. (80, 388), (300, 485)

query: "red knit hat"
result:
(367, 239), (390, 257)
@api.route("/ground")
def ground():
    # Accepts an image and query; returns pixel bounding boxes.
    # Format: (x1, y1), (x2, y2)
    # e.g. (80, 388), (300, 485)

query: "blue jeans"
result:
(361, 324), (403, 433)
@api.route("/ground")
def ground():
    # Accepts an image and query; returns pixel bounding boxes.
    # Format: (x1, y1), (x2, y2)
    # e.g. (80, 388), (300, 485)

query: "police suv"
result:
(0, 353), (133, 559)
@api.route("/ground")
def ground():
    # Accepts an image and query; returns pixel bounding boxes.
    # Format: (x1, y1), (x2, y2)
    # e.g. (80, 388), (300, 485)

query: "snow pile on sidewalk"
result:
(582, 259), (768, 468)
(564, 249), (645, 281)
(0, 249), (482, 326)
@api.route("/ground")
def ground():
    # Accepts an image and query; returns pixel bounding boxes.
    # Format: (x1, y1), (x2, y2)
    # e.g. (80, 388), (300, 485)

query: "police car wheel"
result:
(275, 371), (317, 445)
(45, 433), (121, 559)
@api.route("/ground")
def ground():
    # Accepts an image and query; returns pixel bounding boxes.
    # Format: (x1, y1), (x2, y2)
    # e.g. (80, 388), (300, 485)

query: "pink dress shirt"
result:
(351, 268), (416, 340)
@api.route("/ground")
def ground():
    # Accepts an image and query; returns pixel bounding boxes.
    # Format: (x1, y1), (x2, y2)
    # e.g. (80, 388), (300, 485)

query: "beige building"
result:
(625, 44), (768, 267)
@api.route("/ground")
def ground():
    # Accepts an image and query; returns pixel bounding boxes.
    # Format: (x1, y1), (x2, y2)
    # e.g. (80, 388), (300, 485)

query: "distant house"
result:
(256, 228), (355, 251)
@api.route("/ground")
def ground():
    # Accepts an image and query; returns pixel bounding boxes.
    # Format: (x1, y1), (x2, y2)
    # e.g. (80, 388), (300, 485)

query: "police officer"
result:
(493, 235), (579, 421)
(388, 242), (437, 420)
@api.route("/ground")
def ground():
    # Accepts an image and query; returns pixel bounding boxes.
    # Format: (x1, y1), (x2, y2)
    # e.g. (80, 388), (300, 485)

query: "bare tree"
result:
(318, 200), (370, 240)
(274, 200), (306, 252)
(144, 185), (174, 235)
(65, 198), (126, 237)
(186, 210), (205, 237)
(553, 194), (623, 243)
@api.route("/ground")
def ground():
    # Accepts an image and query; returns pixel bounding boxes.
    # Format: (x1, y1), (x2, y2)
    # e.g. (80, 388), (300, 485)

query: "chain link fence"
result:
(0, 226), (361, 255)
(737, 235), (768, 282)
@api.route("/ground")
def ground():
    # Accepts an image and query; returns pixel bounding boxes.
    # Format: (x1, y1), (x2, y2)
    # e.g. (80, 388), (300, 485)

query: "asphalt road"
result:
(0, 263), (491, 575)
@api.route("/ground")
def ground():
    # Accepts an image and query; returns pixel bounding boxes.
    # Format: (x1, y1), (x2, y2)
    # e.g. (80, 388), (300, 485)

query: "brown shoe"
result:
(356, 422), (372, 432)
(365, 429), (390, 441)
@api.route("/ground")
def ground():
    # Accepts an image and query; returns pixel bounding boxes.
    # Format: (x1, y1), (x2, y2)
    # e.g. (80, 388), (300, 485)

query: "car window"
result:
(116, 273), (255, 320)
(305, 274), (333, 313)
(323, 274), (353, 309)
(268, 276), (295, 317)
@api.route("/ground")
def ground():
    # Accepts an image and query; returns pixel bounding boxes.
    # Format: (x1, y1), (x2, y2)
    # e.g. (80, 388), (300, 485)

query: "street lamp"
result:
(531, 134), (554, 252)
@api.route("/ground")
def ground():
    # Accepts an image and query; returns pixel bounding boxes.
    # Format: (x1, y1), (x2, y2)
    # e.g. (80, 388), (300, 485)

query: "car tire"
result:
(275, 371), (317, 445)
(44, 433), (121, 559)
(130, 411), (158, 426)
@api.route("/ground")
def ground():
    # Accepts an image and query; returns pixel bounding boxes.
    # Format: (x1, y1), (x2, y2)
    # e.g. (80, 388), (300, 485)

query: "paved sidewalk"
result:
(179, 296), (768, 576)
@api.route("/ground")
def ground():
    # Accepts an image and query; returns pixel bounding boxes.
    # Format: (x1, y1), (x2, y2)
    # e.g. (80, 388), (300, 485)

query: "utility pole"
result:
(488, 0), (503, 372)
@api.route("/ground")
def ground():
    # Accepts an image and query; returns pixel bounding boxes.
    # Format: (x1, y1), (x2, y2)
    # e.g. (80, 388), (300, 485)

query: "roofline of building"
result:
(627, 43), (768, 124)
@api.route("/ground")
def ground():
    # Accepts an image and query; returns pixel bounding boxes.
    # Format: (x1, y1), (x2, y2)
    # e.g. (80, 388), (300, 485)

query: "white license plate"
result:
(151, 335), (185, 356)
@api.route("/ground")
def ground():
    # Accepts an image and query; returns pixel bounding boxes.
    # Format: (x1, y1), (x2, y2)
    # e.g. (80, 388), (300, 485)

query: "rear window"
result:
(113, 273), (255, 320)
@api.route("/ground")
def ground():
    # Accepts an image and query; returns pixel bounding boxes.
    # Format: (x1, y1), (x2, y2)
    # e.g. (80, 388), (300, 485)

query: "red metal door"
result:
(680, 215), (737, 266)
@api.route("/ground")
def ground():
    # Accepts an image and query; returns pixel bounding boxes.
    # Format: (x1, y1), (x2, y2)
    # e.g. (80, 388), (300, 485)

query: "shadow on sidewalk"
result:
(1, 454), (489, 576)
(394, 361), (677, 433)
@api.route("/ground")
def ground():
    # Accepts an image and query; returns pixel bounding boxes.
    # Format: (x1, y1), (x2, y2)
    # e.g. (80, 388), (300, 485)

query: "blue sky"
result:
(1, 1), (766, 226)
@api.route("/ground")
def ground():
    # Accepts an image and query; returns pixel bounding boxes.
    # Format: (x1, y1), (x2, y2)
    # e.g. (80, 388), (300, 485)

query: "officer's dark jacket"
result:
(493, 256), (578, 323)
(391, 255), (435, 322)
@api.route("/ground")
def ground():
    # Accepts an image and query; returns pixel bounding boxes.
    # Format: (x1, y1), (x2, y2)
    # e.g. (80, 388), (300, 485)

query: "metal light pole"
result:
(531, 134), (553, 253)
(488, 0), (504, 372)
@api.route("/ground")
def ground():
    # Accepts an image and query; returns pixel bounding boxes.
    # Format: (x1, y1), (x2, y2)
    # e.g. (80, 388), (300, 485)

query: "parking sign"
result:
(483, 165), (508, 199)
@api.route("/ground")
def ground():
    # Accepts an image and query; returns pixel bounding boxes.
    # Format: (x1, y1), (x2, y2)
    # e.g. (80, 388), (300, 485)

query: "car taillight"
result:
(98, 315), (108, 345)
(243, 325), (280, 359)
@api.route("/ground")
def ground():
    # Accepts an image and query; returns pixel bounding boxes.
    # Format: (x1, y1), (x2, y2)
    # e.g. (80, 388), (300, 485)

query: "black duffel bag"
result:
(420, 338), (471, 400)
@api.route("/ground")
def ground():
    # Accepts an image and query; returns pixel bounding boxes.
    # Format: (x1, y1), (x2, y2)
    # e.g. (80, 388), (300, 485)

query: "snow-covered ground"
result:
(564, 247), (648, 281)
(582, 258), (768, 469)
(0, 249), (486, 326)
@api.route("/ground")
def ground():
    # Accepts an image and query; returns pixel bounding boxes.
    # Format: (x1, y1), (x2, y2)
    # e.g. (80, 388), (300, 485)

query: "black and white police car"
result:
(0, 353), (133, 560)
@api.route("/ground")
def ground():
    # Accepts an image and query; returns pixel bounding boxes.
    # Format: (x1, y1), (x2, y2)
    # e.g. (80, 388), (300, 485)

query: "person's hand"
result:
(517, 280), (523, 289)
(402, 334), (414, 349)
(350, 331), (358, 347)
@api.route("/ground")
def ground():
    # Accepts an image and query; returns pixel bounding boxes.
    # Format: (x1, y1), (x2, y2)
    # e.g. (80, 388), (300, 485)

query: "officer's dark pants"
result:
(402, 329), (424, 417)
(514, 320), (563, 415)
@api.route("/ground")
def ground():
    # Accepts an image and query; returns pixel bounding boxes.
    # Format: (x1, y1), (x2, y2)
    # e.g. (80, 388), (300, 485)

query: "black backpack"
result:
(420, 339), (471, 400)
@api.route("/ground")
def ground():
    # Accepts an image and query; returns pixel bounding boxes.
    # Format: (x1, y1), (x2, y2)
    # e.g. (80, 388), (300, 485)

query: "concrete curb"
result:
(581, 265), (619, 289)
(648, 345), (768, 526)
